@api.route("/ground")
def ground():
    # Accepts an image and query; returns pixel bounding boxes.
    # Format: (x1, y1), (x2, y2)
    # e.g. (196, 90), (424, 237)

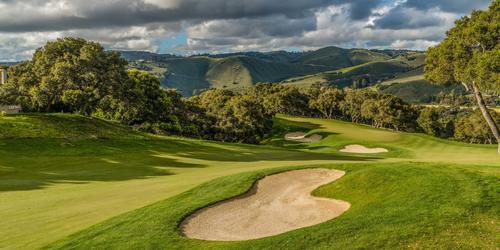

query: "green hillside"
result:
(1, 114), (498, 249)
(375, 67), (466, 103)
(380, 80), (465, 103)
(205, 56), (328, 90)
(293, 47), (390, 68)
(281, 59), (413, 89)
(160, 57), (213, 95)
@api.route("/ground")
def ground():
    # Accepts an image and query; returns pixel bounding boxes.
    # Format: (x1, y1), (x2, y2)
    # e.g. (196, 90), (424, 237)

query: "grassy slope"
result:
(375, 67), (465, 103)
(160, 57), (212, 95)
(1, 114), (498, 249)
(280, 63), (372, 88)
(205, 56), (327, 90)
(206, 57), (254, 89)
(161, 56), (329, 95)
(293, 47), (390, 68)
(281, 59), (412, 89)
(381, 80), (464, 103)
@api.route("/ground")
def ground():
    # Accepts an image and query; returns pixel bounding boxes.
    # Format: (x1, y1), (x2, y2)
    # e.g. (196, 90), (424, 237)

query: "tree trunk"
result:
(472, 82), (500, 155)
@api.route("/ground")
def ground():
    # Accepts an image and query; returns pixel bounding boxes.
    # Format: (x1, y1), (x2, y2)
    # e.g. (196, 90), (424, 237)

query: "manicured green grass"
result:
(0, 113), (498, 249)
(0, 114), (366, 249)
(269, 115), (499, 165)
(46, 162), (499, 249)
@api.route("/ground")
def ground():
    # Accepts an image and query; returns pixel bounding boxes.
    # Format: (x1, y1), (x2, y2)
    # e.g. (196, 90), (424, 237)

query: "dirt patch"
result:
(340, 144), (388, 154)
(181, 169), (350, 241)
(284, 132), (322, 142)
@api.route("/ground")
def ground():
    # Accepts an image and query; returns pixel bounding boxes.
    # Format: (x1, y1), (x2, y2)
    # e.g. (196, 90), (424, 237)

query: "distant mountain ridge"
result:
(120, 46), (429, 96)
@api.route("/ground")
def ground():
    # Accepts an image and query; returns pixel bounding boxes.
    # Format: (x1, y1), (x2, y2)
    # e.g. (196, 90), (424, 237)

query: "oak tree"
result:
(425, 1), (500, 154)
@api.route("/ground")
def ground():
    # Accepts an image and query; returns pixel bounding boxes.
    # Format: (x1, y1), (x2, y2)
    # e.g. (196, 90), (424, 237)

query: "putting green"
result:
(0, 114), (498, 249)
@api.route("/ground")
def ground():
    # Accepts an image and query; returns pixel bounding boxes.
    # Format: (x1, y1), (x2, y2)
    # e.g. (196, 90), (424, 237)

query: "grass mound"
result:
(0, 113), (142, 139)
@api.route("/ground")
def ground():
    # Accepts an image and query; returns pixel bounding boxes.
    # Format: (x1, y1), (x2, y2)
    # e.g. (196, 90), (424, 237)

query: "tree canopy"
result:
(425, 1), (499, 94)
(1, 38), (129, 114)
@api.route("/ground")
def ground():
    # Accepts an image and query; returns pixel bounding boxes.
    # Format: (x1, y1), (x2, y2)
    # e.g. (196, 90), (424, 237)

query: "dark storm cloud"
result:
(371, 0), (491, 30)
(0, 0), (387, 33)
(403, 0), (491, 13)
(372, 6), (445, 29)
(189, 15), (316, 39)
(347, 0), (384, 20)
(0, 0), (332, 32)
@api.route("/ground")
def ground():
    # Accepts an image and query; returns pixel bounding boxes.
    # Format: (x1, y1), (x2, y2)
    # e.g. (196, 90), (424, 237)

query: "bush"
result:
(454, 110), (500, 144)
(417, 107), (457, 138)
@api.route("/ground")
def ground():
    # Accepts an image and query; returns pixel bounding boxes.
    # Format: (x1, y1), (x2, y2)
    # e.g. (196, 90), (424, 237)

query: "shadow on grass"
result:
(0, 137), (379, 192)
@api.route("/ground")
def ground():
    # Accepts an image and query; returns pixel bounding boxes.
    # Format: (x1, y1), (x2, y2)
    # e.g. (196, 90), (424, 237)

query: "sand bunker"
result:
(340, 144), (388, 154)
(181, 169), (350, 241)
(284, 132), (322, 142)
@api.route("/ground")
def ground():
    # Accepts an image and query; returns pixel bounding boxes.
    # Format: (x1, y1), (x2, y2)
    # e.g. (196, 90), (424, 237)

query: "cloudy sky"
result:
(0, 0), (492, 61)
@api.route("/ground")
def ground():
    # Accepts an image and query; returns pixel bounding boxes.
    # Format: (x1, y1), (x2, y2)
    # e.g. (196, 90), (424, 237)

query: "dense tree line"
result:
(242, 83), (419, 132)
(0, 37), (497, 145)
(417, 107), (500, 144)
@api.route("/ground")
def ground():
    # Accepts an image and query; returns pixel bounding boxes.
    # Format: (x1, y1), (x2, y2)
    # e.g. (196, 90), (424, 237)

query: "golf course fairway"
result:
(0, 114), (498, 249)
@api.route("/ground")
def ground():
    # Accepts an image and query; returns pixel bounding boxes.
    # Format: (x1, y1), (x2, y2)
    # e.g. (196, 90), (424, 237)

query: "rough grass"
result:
(0, 113), (498, 249)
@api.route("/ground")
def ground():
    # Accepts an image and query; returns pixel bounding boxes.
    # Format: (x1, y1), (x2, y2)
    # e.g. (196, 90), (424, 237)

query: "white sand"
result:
(340, 144), (388, 154)
(181, 169), (350, 241)
(284, 132), (322, 142)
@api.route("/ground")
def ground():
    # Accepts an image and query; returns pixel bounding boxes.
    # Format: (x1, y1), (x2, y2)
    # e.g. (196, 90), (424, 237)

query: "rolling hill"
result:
(280, 58), (414, 89)
(374, 67), (466, 103)
(291, 46), (390, 67)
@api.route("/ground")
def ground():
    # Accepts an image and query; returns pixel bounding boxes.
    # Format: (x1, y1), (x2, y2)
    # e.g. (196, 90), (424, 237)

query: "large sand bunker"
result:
(284, 132), (322, 142)
(340, 144), (388, 154)
(181, 169), (350, 241)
